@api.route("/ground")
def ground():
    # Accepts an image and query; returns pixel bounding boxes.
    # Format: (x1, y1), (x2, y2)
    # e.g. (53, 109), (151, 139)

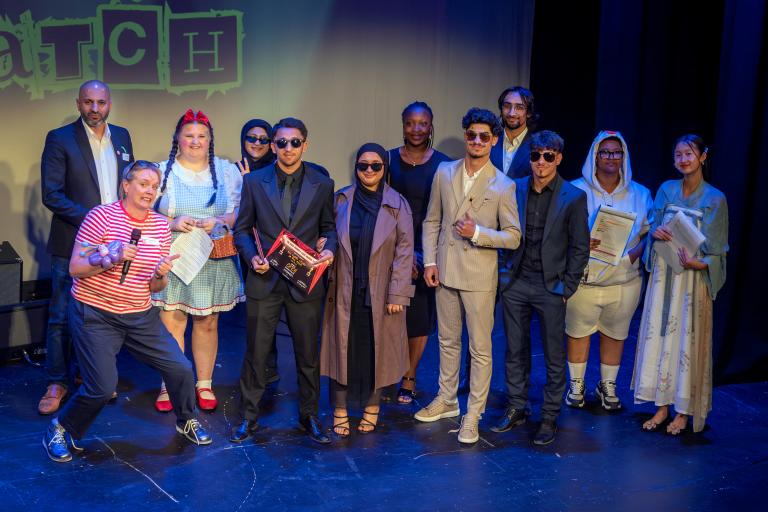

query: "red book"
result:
(265, 229), (329, 294)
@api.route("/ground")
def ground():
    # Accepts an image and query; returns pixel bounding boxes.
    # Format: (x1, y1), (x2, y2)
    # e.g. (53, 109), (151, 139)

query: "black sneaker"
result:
(533, 419), (557, 446)
(595, 380), (622, 411)
(43, 422), (72, 462)
(565, 378), (586, 408)
(176, 419), (213, 445)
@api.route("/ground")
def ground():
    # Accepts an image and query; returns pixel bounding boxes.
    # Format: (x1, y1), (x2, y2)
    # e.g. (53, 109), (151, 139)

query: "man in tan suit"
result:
(416, 107), (521, 444)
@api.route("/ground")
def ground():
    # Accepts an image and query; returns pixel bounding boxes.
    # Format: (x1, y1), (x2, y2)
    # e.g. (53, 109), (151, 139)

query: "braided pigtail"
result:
(155, 117), (184, 209)
(207, 124), (217, 207)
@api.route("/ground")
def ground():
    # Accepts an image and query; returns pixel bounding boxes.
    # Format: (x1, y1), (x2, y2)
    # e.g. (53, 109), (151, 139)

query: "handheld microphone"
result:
(119, 228), (142, 284)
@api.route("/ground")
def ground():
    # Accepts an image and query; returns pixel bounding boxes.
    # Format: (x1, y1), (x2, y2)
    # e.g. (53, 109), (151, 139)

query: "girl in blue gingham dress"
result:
(150, 110), (243, 412)
(152, 156), (244, 313)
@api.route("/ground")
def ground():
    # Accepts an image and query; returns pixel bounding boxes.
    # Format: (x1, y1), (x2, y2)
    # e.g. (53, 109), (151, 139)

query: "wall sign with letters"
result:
(0, 2), (244, 99)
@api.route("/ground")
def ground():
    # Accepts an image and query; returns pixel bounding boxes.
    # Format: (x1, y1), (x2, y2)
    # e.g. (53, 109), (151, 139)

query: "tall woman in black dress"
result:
(388, 101), (452, 403)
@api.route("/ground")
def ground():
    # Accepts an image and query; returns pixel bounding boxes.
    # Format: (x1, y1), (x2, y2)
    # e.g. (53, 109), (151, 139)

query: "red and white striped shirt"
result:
(71, 201), (171, 314)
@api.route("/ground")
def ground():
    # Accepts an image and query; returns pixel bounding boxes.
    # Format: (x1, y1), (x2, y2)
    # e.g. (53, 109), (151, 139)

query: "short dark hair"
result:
(401, 101), (433, 122)
(530, 130), (564, 153)
(272, 117), (308, 139)
(497, 86), (539, 129)
(461, 107), (502, 136)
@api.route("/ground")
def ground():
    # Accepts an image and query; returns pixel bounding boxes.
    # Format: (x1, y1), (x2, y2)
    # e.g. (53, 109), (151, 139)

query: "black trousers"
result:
(500, 272), (567, 420)
(239, 280), (323, 421)
(58, 300), (196, 439)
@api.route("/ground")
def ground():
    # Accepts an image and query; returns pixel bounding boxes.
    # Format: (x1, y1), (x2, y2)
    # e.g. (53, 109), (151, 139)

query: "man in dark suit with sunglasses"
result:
(232, 117), (337, 444)
(38, 80), (133, 416)
(491, 130), (589, 446)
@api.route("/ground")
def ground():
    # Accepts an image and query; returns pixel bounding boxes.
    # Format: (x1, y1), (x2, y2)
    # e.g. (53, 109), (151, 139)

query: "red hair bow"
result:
(181, 109), (210, 127)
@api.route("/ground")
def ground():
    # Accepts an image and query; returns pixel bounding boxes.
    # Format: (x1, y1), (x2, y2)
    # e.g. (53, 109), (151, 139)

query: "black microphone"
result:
(120, 228), (141, 284)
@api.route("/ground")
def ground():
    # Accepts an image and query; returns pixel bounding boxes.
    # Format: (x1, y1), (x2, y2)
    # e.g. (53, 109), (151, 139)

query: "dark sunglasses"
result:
(597, 150), (624, 160)
(465, 130), (492, 143)
(245, 135), (270, 145)
(530, 151), (557, 163)
(355, 162), (384, 172)
(274, 137), (304, 149)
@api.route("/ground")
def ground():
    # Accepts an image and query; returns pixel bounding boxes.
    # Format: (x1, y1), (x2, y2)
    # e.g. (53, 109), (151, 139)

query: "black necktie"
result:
(282, 174), (294, 222)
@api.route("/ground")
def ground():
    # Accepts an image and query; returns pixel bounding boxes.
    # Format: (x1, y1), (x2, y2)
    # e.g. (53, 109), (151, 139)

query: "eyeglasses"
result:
(245, 135), (270, 145)
(597, 150), (624, 160)
(465, 130), (492, 143)
(530, 151), (557, 163)
(355, 162), (384, 172)
(274, 138), (304, 149)
(502, 102), (526, 113)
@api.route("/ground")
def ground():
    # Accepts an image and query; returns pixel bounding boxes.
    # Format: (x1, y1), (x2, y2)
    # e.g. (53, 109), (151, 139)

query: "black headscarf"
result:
(352, 143), (388, 305)
(240, 119), (276, 171)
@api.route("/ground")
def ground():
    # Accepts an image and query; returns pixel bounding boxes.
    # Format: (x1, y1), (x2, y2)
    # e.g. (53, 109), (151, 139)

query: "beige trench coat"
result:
(320, 183), (415, 389)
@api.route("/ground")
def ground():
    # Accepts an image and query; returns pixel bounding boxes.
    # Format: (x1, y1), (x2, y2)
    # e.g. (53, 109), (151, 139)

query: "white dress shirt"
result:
(82, 119), (118, 205)
(503, 127), (528, 174)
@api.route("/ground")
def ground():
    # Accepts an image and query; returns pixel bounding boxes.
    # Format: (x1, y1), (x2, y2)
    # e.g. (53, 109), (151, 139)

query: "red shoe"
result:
(155, 390), (173, 412)
(196, 387), (217, 411)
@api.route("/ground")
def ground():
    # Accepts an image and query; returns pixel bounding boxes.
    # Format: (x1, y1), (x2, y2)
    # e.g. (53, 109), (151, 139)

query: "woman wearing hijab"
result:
(236, 119), (276, 175)
(235, 119), (280, 381)
(320, 143), (415, 436)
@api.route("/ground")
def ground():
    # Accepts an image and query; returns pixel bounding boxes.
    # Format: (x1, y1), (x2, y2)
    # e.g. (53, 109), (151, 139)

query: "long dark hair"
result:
(159, 110), (217, 207)
(674, 133), (710, 182)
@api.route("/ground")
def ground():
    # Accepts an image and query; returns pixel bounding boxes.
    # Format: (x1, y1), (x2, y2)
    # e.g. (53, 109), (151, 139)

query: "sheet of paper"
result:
(590, 205), (637, 266)
(654, 210), (706, 274)
(169, 228), (213, 285)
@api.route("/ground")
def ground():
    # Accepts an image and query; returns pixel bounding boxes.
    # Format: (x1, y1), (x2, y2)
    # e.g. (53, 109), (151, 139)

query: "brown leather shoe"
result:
(38, 384), (67, 415)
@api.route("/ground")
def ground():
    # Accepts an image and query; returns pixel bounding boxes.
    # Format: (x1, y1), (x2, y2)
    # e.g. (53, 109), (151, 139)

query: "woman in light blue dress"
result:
(151, 109), (244, 411)
(632, 134), (728, 434)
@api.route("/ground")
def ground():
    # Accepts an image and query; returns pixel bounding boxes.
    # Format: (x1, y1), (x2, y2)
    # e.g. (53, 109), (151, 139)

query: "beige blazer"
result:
(422, 158), (521, 292)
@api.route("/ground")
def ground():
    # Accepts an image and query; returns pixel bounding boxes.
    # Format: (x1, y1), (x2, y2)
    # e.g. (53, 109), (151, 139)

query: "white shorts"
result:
(565, 278), (643, 340)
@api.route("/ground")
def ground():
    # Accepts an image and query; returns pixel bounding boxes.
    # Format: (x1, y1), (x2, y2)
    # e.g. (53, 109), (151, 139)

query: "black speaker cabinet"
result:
(0, 241), (22, 306)
(0, 299), (48, 362)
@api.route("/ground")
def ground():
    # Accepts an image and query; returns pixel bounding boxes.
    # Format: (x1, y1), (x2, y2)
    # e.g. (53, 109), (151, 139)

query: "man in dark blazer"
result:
(491, 130), (589, 445)
(38, 80), (133, 415)
(489, 86), (538, 180)
(232, 117), (337, 444)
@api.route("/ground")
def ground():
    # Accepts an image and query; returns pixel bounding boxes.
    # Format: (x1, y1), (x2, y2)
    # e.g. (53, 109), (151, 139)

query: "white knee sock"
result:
(196, 379), (212, 389)
(600, 363), (620, 383)
(568, 361), (587, 381)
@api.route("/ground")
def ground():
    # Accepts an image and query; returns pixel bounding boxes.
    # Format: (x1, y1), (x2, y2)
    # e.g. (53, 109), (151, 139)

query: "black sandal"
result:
(358, 408), (379, 434)
(333, 410), (350, 438)
(397, 377), (416, 404)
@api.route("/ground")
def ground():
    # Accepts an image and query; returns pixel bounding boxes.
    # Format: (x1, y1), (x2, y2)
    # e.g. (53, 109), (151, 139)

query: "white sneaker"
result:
(414, 397), (460, 422)
(457, 414), (480, 444)
(565, 378), (585, 408)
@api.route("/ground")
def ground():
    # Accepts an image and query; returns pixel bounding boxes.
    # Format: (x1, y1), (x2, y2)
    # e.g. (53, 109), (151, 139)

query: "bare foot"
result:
(642, 406), (669, 431)
(666, 413), (688, 435)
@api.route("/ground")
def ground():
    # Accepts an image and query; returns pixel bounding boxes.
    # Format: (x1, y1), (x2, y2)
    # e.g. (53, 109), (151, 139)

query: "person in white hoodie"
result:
(565, 131), (653, 411)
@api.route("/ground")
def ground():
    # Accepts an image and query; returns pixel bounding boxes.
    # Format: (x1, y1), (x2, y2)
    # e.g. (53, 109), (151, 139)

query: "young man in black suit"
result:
(491, 130), (589, 445)
(232, 117), (337, 444)
(38, 80), (133, 415)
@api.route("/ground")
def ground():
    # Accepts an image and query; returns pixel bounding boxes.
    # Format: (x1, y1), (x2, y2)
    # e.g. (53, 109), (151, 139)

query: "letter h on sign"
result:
(167, 11), (241, 90)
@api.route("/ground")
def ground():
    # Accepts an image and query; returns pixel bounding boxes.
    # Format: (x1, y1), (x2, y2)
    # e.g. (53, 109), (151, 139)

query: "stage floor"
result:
(1, 304), (766, 511)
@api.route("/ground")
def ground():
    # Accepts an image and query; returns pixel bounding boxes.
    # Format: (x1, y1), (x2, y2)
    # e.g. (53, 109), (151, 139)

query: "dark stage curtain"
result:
(530, 0), (768, 383)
